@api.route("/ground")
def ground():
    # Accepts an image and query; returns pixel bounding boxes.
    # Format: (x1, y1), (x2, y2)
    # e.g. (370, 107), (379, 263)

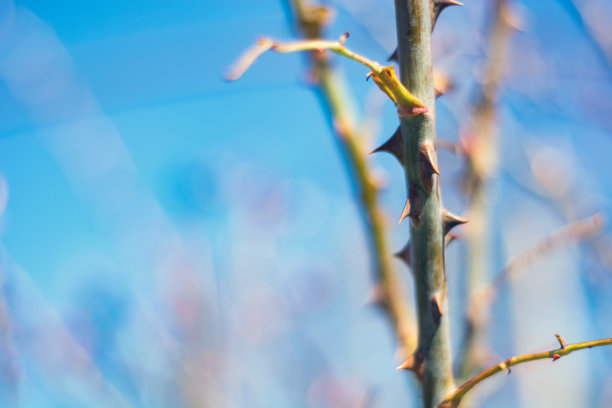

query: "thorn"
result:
(394, 240), (411, 268)
(420, 144), (440, 175)
(436, 402), (457, 408)
(552, 354), (561, 362)
(431, 293), (443, 326)
(367, 284), (388, 309)
(418, 143), (439, 191)
(432, 0), (463, 31)
(443, 209), (468, 235)
(339, 31), (350, 45)
(499, 361), (511, 375)
(388, 48), (398, 62)
(371, 127), (403, 165)
(366, 72), (373, 81)
(555, 333), (566, 349)
(408, 185), (423, 225)
(445, 233), (460, 248)
(399, 198), (411, 224)
(397, 348), (425, 380)
(434, 70), (453, 98)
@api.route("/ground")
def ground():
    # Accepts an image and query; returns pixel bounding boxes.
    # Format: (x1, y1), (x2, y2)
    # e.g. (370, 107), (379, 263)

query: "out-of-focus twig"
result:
(457, 0), (514, 380)
(438, 336), (612, 408)
(557, 0), (612, 78)
(466, 213), (604, 333)
(283, 0), (416, 357)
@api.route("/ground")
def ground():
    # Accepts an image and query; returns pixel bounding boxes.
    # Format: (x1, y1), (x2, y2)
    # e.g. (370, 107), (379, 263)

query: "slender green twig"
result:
(438, 337), (612, 407)
(226, 34), (428, 117)
(460, 213), (604, 381)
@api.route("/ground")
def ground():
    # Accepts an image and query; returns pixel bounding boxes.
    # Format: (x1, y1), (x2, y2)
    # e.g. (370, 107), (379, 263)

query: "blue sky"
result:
(0, 0), (610, 407)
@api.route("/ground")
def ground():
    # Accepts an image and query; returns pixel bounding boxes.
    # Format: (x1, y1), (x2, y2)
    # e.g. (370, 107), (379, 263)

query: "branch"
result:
(467, 213), (605, 328)
(438, 336), (612, 407)
(226, 34), (428, 117)
(283, 0), (416, 356)
(393, 0), (457, 406)
(456, 0), (515, 381)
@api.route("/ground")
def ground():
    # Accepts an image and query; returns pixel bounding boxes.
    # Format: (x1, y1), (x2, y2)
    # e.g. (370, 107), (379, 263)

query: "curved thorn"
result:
(394, 240), (411, 268)
(432, 0), (463, 31)
(399, 198), (411, 224)
(443, 209), (468, 235)
(397, 348), (425, 380)
(371, 127), (403, 165)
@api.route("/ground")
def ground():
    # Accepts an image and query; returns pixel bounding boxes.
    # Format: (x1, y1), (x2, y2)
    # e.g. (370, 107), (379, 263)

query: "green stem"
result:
(394, 1), (454, 406)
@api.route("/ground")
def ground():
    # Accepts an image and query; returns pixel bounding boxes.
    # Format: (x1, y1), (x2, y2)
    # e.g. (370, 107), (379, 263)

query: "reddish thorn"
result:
(552, 354), (561, 361)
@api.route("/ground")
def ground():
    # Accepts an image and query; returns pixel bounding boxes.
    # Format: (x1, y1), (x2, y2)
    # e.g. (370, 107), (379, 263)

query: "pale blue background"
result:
(0, 0), (610, 407)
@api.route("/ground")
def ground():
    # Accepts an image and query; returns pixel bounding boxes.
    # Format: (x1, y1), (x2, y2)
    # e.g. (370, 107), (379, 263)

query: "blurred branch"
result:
(521, 142), (612, 269)
(457, 0), (514, 380)
(283, 0), (416, 356)
(466, 213), (604, 338)
(437, 336), (612, 408)
(557, 0), (612, 78)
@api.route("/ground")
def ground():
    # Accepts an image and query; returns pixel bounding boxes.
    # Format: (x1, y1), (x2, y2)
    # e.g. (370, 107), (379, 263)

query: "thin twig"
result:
(467, 213), (605, 327)
(226, 33), (428, 117)
(438, 336), (612, 407)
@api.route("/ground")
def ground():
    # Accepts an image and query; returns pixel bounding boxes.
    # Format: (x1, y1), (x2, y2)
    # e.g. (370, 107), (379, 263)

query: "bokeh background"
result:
(0, 0), (610, 407)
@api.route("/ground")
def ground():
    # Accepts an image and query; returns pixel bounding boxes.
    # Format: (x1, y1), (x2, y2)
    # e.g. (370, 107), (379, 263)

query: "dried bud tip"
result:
(339, 31), (350, 45)
(555, 333), (566, 349)
(500, 360), (512, 375)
